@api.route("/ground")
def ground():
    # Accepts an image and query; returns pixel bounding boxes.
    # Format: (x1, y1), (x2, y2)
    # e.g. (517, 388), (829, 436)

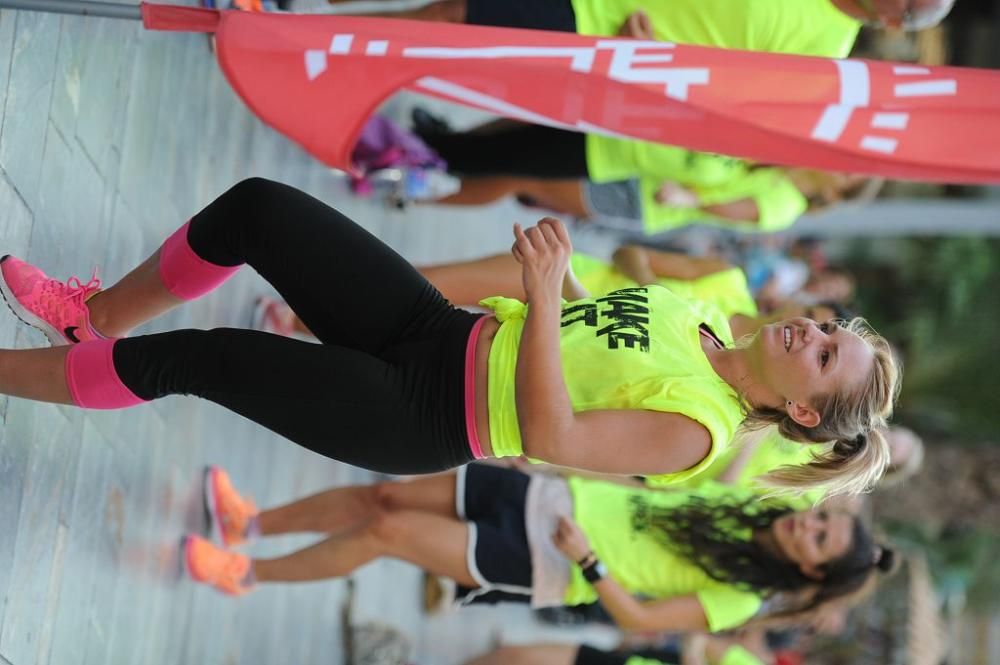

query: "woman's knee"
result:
(188, 178), (290, 264)
(365, 510), (411, 548)
(373, 481), (404, 512)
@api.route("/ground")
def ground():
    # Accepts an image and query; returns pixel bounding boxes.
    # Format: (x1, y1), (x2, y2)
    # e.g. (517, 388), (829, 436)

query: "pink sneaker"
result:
(249, 296), (297, 337)
(203, 465), (258, 548)
(183, 534), (255, 596)
(0, 255), (103, 346)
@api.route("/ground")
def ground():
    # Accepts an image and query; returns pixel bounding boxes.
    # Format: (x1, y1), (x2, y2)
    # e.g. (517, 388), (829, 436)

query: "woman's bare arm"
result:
(701, 199), (760, 224)
(552, 517), (709, 632)
(592, 580), (709, 632)
(715, 438), (762, 485)
(612, 245), (735, 283)
(521, 408), (711, 476)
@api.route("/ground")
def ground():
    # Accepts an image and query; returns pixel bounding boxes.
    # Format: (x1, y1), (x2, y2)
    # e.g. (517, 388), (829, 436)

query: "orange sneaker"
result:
(183, 534), (254, 596)
(203, 466), (258, 547)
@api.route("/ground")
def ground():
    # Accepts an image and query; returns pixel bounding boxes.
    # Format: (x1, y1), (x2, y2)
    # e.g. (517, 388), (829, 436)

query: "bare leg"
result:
(432, 176), (528, 207)
(291, 315), (314, 336)
(258, 472), (458, 536)
(419, 254), (524, 305)
(253, 508), (478, 586)
(643, 249), (735, 281)
(86, 249), (185, 338)
(515, 179), (589, 218)
(431, 177), (588, 218)
(465, 645), (579, 665)
(0, 347), (73, 403)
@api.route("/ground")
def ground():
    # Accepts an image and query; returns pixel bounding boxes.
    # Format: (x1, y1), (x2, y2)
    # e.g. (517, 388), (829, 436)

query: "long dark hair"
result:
(629, 494), (893, 616)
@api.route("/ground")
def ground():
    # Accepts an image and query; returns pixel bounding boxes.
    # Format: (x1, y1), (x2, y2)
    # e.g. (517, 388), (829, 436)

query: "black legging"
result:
(112, 178), (479, 474)
(465, 0), (577, 32)
(421, 124), (589, 179)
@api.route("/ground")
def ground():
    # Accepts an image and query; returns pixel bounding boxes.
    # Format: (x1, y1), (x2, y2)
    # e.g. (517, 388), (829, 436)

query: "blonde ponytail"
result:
(763, 430), (891, 498)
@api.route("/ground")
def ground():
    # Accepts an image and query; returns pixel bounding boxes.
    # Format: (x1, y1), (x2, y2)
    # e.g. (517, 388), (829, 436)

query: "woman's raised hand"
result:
(512, 217), (573, 303)
(618, 10), (654, 40)
(552, 515), (593, 562)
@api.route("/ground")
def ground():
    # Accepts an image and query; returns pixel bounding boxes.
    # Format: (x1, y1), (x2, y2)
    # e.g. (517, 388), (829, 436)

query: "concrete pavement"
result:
(0, 3), (618, 664)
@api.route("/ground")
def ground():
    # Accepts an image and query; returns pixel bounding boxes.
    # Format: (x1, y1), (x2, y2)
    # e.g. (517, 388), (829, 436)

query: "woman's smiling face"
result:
(748, 318), (874, 424)
(771, 509), (854, 578)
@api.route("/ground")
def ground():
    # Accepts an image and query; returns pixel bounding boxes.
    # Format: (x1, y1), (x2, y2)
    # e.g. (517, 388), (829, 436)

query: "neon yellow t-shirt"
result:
(571, 0), (860, 55)
(615, 648), (766, 665)
(623, 658), (678, 665)
(566, 478), (764, 632)
(720, 646), (768, 665)
(575, 0), (862, 182)
(588, 143), (746, 189)
(569, 253), (758, 319)
(482, 286), (744, 485)
(640, 168), (809, 234)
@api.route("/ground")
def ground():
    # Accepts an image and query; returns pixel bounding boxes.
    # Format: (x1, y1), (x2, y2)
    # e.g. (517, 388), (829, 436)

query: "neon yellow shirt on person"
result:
(482, 286), (744, 486)
(574, 0), (862, 185)
(565, 478), (764, 632)
(719, 646), (768, 665)
(640, 167), (809, 234)
(569, 253), (759, 319)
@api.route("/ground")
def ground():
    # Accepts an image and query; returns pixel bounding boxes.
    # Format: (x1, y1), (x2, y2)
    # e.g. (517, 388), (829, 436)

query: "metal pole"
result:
(0, 0), (142, 20)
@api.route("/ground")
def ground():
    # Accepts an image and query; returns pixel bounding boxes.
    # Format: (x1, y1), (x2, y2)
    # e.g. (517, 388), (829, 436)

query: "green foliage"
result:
(845, 238), (1000, 441)
(882, 520), (1000, 613)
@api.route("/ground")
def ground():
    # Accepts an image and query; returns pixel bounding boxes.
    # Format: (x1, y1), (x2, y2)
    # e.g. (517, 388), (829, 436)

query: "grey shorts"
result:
(582, 179), (643, 223)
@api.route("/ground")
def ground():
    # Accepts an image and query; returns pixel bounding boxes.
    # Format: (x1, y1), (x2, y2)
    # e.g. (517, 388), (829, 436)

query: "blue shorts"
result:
(454, 464), (534, 604)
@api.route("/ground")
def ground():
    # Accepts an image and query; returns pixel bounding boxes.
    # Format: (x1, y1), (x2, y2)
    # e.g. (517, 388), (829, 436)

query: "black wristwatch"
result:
(582, 559), (608, 584)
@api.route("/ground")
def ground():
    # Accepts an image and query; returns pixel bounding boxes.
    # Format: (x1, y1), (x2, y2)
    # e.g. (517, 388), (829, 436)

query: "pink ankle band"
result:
(158, 220), (241, 300)
(66, 339), (148, 409)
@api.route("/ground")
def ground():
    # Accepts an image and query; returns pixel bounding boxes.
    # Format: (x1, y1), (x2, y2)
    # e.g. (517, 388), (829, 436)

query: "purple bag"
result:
(350, 114), (446, 195)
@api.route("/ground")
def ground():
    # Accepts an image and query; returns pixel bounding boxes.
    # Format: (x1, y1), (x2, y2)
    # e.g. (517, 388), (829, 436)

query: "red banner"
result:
(143, 3), (1000, 183)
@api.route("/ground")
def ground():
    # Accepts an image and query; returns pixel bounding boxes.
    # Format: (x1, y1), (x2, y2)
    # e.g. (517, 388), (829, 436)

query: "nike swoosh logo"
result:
(64, 326), (82, 344)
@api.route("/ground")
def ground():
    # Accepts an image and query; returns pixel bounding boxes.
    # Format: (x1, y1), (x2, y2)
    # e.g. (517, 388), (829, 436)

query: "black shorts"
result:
(574, 646), (681, 665)
(574, 646), (629, 665)
(466, 0), (577, 32)
(455, 464), (534, 604)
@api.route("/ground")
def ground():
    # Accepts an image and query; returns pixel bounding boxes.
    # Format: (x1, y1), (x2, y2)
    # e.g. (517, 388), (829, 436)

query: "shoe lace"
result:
(37, 271), (101, 323)
(65, 270), (102, 302)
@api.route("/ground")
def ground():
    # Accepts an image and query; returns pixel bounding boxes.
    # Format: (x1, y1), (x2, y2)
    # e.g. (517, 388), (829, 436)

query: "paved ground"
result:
(0, 3), (619, 664)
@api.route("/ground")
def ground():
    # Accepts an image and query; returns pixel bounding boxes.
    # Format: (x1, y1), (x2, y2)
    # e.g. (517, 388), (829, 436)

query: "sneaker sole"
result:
(0, 255), (69, 346)
(203, 466), (224, 547)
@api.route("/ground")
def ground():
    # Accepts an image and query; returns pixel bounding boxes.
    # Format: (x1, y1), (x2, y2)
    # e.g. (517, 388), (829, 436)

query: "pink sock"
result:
(158, 220), (242, 300)
(65, 339), (148, 409)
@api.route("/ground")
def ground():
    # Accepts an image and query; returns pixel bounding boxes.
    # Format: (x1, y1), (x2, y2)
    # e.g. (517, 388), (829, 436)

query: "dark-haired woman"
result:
(183, 465), (895, 635)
